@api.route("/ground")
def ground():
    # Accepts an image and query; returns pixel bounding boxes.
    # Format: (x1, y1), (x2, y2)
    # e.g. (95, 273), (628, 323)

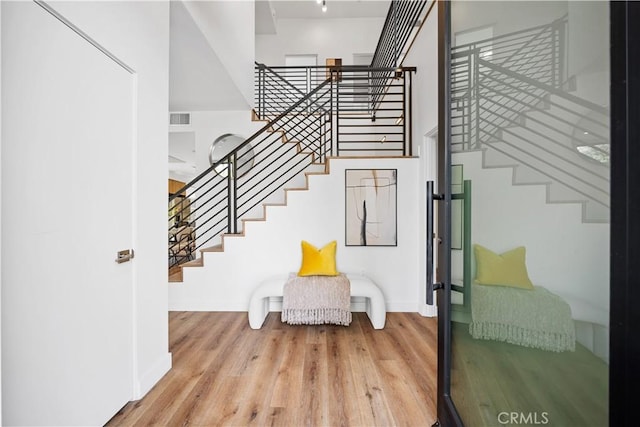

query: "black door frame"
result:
(435, 0), (461, 425)
(609, 1), (640, 425)
(435, 1), (640, 425)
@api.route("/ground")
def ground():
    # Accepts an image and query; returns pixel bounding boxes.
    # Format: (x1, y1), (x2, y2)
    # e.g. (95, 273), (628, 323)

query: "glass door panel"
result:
(447, 1), (610, 425)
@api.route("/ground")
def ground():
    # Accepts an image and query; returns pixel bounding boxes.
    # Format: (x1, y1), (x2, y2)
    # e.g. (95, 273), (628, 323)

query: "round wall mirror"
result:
(209, 133), (255, 178)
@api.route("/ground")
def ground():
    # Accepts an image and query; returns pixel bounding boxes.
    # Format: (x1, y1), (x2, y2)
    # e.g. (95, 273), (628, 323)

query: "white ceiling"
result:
(265, 0), (391, 20)
(170, 0), (391, 111)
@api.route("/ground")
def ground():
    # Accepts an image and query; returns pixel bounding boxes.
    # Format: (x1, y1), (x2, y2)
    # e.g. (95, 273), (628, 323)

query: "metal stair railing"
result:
(451, 17), (569, 150)
(450, 16), (610, 215)
(478, 62), (608, 201)
(335, 65), (414, 156)
(255, 63), (416, 157)
(254, 62), (329, 119)
(451, 55), (609, 211)
(168, 79), (333, 266)
(452, 16), (568, 91)
(169, 61), (418, 267)
(370, 0), (429, 113)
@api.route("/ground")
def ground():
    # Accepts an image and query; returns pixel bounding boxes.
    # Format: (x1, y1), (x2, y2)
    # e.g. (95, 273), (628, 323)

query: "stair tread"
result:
(200, 244), (223, 252)
(182, 258), (203, 267)
(243, 217), (266, 223)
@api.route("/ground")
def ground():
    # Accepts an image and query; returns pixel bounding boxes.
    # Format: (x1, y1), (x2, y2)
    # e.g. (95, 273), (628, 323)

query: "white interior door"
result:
(2, 2), (134, 425)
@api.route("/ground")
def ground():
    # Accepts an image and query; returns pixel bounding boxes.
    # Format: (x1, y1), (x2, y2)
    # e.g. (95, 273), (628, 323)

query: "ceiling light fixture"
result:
(316, 0), (322, 3)
(322, 0), (327, 13)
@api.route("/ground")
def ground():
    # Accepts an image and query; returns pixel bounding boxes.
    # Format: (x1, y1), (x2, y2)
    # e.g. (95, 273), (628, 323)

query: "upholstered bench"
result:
(248, 273), (386, 329)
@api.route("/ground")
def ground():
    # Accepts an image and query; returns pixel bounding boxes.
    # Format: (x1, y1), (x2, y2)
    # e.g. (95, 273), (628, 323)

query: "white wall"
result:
(403, 3), (439, 156)
(48, 0), (171, 399)
(256, 17), (385, 66)
(170, 1), (249, 111)
(402, 3), (439, 316)
(452, 150), (609, 329)
(170, 110), (264, 178)
(183, 0), (255, 107)
(170, 157), (422, 313)
(0, 2), (3, 422)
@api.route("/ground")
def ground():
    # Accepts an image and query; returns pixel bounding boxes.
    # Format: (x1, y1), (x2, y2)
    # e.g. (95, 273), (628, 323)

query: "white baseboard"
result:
(169, 298), (436, 316)
(168, 299), (248, 312)
(133, 353), (172, 400)
(419, 304), (438, 317)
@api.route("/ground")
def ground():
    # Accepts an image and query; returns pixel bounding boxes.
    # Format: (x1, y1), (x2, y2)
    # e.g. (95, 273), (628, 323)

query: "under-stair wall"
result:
(169, 157), (421, 313)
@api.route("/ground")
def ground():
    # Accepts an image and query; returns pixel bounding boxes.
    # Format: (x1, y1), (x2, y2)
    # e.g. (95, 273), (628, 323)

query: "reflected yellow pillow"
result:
(474, 244), (534, 290)
(297, 240), (339, 277)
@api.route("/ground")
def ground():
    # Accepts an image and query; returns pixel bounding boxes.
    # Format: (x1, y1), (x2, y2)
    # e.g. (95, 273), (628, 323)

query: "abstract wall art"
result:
(345, 169), (397, 246)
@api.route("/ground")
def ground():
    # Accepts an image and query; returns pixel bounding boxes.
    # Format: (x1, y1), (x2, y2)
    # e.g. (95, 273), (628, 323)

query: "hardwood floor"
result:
(450, 321), (608, 427)
(107, 312), (438, 426)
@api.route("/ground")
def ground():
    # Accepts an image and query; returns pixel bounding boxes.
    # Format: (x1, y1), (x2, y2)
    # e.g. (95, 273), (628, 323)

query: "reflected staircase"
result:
(450, 16), (610, 223)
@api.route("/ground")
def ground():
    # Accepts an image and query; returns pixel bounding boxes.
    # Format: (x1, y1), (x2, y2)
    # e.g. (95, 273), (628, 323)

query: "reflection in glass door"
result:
(441, 1), (610, 425)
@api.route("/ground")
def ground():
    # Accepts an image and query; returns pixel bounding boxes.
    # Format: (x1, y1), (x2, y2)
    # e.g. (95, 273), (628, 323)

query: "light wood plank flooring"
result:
(451, 321), (608, 427)
(107, 311), (438, 426)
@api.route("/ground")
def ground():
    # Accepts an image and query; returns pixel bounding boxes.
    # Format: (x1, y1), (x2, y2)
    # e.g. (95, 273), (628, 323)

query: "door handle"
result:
(426, 181), (443, 305)
(115, 249), (134, 264)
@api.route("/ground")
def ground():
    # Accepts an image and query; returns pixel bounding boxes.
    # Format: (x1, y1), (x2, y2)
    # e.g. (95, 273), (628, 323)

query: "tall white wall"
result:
(256, 17), (385, 66)
(46, 0), (171, 399)
(169, 157), (421, 313)
(183, 0), (255, 107)
(403, 4), (439, 156)
(402, 4), (439, 316)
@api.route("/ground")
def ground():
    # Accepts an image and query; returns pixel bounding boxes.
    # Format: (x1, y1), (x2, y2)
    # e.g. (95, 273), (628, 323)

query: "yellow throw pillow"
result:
(473, 244), (534, 290)
(297, 240), (339, 277)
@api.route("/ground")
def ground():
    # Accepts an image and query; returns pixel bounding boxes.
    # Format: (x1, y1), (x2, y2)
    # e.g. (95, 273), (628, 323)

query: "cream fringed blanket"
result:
(469, 284), (575, 352)
(281, 273), (351, 326)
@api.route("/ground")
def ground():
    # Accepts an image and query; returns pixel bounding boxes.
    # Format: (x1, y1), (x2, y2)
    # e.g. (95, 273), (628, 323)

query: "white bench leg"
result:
(248, 296), (269, 329)
(368, 296), (386, 329)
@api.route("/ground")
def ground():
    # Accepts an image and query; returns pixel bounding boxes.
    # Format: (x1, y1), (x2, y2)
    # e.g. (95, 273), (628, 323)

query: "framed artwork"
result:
(345, 169), (397, 246)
